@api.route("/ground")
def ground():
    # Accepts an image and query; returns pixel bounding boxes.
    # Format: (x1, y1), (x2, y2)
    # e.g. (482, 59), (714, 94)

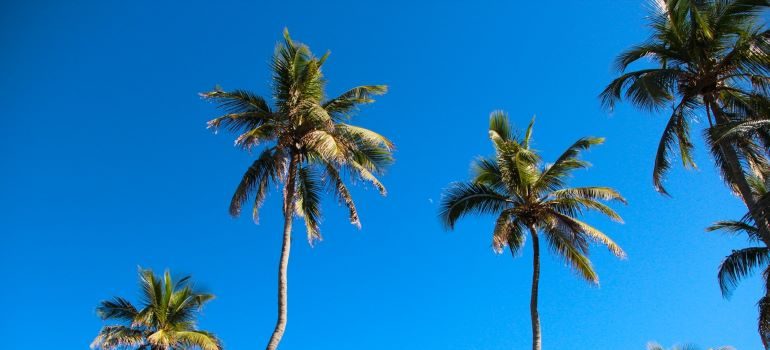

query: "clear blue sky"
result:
(0, 1), (761, 349)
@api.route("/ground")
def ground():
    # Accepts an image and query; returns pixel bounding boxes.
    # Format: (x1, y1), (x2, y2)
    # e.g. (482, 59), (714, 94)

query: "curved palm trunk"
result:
(717, 142), (768, 231)
(528, 225), (542, 350)
(708, 101), (770, 244)
(265, 154), (298, 350)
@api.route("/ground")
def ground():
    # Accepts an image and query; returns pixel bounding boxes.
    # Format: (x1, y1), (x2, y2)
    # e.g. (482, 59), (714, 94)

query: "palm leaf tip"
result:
(283, 27), (292, 42)
(488, 110), (512, 142)
(199, 85), (225, 101)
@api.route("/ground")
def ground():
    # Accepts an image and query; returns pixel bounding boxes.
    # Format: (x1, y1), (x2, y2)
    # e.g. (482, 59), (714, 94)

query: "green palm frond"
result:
(295, 166), (324, 243)
(600, 69), (680, 111)
(534, 137), (603, 193)
(653, 101), (697, 195)
(760, 274), (770, 348)
(547, 196), (625, 223)
(551, 212), (626, 258)
(542, 225), (599, 284)
(439, 182), (509, 229)
(91, 326), (145, 350)
(346, 159), (388, 195)
(488, 110), (513, 144)
(96, 297), (138, 322)
(472, 156), (504, 190)
(718, 246), (770, 296)
(492, 211), (527, 254)
(521, 117), (535, 149)
(707, 219), (762, 243)
(175, 331), (222, 350)
(324, 85), (388, 118)
(202, 89), (273, 133)
(229, 148), (279, 220)
(550, 187), (627, 204)
(323, 161), (360, 228)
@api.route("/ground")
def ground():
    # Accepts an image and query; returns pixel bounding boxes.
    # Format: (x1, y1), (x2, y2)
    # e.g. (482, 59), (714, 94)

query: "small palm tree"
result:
(601, 0), (770, 239)
(647, 342), (734, 350)
(439, 112), (626, 350)
(202, 29), (393, 350)
(708, 175), (770, 346)
(91, 268), (221, 350)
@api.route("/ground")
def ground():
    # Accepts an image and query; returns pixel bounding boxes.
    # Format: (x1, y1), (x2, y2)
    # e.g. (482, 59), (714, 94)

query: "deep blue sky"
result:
(1, 1), (762, 349)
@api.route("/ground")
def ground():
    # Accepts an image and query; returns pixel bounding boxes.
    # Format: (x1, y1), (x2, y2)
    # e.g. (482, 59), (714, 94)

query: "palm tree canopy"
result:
(202, 28), (394, 244)
(600, 0), (770, 194)
(439, 111), (627, 284)
(91, 268), (222, 350)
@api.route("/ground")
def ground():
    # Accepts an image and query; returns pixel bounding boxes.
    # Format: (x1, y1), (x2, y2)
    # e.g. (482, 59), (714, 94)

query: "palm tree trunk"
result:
(708, 101), (770, 244)
(265, 154), (298, 350)
(717, 141), (768, 228)
(528, 225), (542, 350)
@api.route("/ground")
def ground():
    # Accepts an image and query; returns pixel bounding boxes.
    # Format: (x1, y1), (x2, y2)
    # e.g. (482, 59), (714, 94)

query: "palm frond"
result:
(295, 166), (323, 243)
(492, 211), (527, 254)
(707, 219), (762, 243)
(551, 211), (627, 258)
(551, 186), (627, 204)
(91, 326), (145, 350)
(653, 101), (697, 195)
(488, 110), (512, 144)
(229, 148), (279, 219)
(175, 330), (223, 350)
(439, 182), (509, 229)
(600, 69), (680, 111)
(542, 227), (599, 284)
(323, 85), (388, 118)
(96, 297), (138, 322)
(718, 246), (770, 296)
(323, 161), (360, 228)
(535, 137), (604, 193)
(202, 89), (273, 133)
(471, 156), (504, 191)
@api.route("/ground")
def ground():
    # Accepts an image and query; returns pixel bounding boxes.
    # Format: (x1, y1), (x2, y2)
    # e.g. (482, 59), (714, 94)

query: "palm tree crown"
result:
(202, 28), (393, 350)
(91, 268), (222, 350)
(601, 0), (770, 190)
(439, 111), (626, 350)
(601, 0), (770, 249)
(440, 112), (626, 281)
(202, 28), (393, 242)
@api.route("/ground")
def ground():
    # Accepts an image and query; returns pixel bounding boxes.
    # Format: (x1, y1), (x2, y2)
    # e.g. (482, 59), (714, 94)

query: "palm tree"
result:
(600, 0), (770, 240)
(202, 29), (393, 350)
(91, 268), (222, 350)
(707, 174), (770, 346)
(647, 342), (734, 350)
(439, 111), (626, 350)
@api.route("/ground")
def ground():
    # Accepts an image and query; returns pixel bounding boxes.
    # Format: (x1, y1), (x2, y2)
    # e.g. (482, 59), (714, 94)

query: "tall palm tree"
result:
(707, 174), (770, 346)
(439, 111), (626, 350)
(600, 0), (770, 240)
(91, 268), (222, 350)
(202, 29), (393, 350)
(647, 342), (734, 350)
